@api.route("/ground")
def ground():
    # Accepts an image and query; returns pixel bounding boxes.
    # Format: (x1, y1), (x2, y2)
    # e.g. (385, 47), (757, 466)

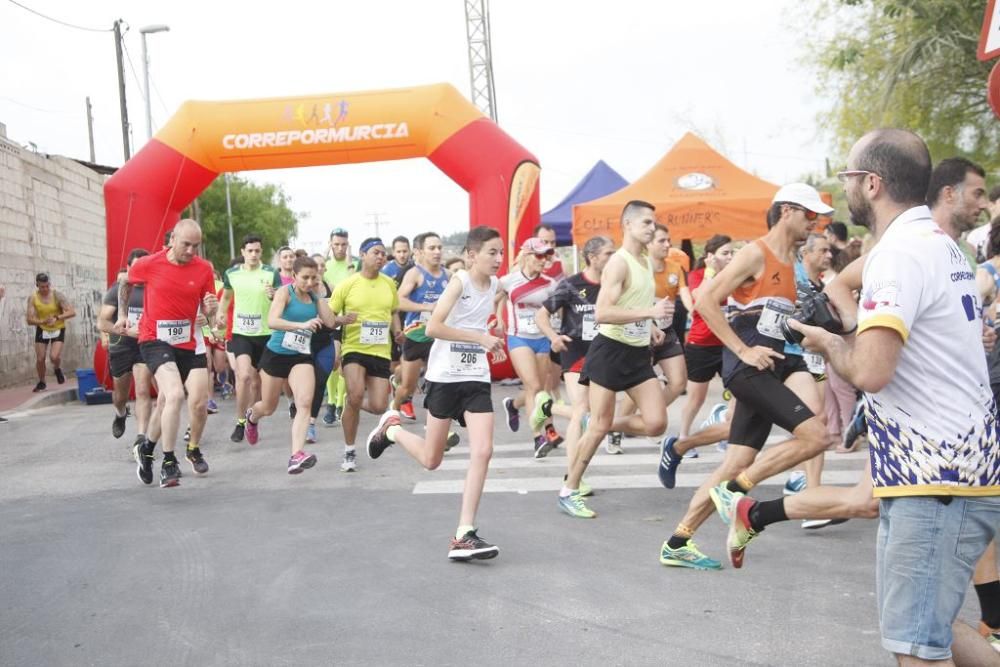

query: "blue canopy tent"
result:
(541, 160), (628, 246)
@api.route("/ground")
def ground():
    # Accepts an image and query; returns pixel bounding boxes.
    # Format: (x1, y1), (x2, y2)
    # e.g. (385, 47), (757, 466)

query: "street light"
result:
(139, 24), (170, 141)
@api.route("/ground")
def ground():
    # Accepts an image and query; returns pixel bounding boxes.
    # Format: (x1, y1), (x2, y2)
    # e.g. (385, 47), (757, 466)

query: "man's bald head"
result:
(847, 129), (931, 206)
(168, 219), (203, 264)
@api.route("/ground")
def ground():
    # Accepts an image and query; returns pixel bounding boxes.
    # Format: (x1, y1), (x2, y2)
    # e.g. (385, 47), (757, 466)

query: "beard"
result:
(952, 210), (981, 235)
(847, 190), (875, 229)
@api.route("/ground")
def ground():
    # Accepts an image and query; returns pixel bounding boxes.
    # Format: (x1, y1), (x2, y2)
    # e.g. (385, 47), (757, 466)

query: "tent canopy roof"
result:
(540, 160), (628, 246)
(572, 132), (780, 245)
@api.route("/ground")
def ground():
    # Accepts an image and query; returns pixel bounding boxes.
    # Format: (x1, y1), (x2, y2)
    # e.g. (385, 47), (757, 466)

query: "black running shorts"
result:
(229, 334), (269, 368)
(579, 333), (657, 392)
(259, 349), (313, 379)
(139, 340), (207, 384)
(651, 329), (684, 363)
(726, 356), (813, 450)
(342, 352), (391, 379)
(109, 340), (144, 378)
(424, 380), (492, 427)
(685, 343), (723, 383)
(401, 338), (433, 363)
(35, 327), (65, 345)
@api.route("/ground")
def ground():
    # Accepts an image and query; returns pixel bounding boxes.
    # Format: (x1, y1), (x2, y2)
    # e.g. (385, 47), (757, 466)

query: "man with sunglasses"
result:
(658, 183), (836, 570)
(329, 237), (397, 472)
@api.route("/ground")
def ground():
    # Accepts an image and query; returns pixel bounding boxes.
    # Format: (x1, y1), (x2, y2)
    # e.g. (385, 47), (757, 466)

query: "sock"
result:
(115, 405), (127, 418)
(145, 439), (156, 451)
(727, 472), (754, 494)
(747, 498), (787, 532)
(385, 425), (401, 443)
(237, 417), (246, 425)
(187, 441), (198, 451)
(163, 451), (177, 463)
(455, 524), (475, 540)
(667, 523), (694, 550)
(976, 581), (1000, 630)
(345, 445), (356, 454)
(247, 409), (256, 425)
(559, 486), (574, 498)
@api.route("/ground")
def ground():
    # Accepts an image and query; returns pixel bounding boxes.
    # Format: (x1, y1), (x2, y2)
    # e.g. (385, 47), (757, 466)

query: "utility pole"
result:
(365, 212), (389, 239)
(113, 20), (130, 161)
(85, 97), (96, 162)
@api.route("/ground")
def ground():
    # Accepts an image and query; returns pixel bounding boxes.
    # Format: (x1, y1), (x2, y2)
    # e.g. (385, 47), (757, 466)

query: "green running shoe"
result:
(530, 390), (553, 431)
(659, 540), (722, 570)
(578, 478), (593, 497)
(708, 481), (743, 526)
(558, 491), (596, 518)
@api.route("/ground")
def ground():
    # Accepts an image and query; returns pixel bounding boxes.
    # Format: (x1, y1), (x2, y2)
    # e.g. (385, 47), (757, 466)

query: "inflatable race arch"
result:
(103, 83), (541, 282)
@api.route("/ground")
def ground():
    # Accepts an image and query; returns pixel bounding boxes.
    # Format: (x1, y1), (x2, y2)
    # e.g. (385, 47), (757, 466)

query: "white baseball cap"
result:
(772, 183), (835, 215)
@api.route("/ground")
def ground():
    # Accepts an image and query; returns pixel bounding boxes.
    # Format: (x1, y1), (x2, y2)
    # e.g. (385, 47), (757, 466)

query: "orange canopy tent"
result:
(572, 132), (780, 246)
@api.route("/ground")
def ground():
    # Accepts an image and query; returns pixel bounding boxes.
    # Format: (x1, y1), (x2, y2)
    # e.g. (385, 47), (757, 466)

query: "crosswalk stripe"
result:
(433, 449), (868, 471)
(412, 469), (865, 495)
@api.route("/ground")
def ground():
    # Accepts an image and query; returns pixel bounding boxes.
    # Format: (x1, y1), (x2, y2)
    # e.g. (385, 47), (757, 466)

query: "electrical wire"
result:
(0, 96), (74, 114)
(6, 0), (111, 32)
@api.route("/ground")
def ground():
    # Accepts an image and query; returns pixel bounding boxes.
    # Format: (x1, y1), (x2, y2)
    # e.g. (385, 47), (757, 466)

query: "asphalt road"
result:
(0, 382), (983, 666)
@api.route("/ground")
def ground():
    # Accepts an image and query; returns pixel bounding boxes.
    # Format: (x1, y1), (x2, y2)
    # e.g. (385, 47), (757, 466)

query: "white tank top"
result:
(425, 271), (497, 384)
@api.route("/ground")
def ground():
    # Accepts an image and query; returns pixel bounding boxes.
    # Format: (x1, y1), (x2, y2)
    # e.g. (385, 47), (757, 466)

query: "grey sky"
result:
(1, 0), (832, 253)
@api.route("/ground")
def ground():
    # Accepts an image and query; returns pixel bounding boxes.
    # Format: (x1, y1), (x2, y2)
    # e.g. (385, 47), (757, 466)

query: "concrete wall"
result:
(0, 128), (107, 389)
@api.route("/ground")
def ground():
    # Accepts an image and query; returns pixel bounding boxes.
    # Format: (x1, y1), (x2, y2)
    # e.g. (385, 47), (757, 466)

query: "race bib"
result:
(804, 351), (826, 375)
(516, 308), (539, 335)
(156, 319), (191, 345)
(582, 313), (598, 341)
(127, 307), (143, 328)
(41, 328), (60, 340)
(234, 312), (262, 335)
(756, 299), (795, 340)
(281, 329), (312, 354)
(550, 313), (562, 332)
(623, 319), (650, 339)
(449, 343), (488, 378)
(360, 320), (389, 345)
(654, 315), (674, 330)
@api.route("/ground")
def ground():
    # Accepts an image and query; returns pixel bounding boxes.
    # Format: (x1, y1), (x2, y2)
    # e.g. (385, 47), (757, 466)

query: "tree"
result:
(193, 176), (300, 269)
(807, 0), (999, 169)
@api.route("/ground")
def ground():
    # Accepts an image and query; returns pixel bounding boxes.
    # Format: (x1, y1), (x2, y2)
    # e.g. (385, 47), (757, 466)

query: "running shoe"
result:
(841, 400), (866, 452)
(445, 431), (459, 451)
(340, 449), (357, 472)
(322, 404), (338, 427)
(54, 368), (65, 384)
(400, 400), (417, 422)
(604, 431), (624, 455)
(708, 482), (742, 526)
(448, 529), (499, 561)
(244, 409), (259, 446)
(530, 390), (553, 431)
(389, 373), (399, 397)
(220, 383), (235, 400)
(580, 412), (590, 434)
(657, 436), (682, 489)
(705, 402), (728, 426)
(783, 471), (806, 496)
(989, 630), (1000, 654)
(133, 439), (155, 485)
(533, 434), (554, 459)
(160, 458), (181, 488)
(579, 479), (593, 497)
(206, 399), (218, 415)
(287, 450), (317, 474)
(32, 381), (46, 393)
(544, 424), (564, 448)
(289, 402), (297, 420)
(183, 426), (191, 443)
(185, 447), (209, 475)
(230, 420), (246, 443)
(683, 448), (699, 459)
(502, 397), (520, 433)
(558, 491), (596, 518)
(659, 540), (722, 570)
(112, 411), (127, 439)
(306, 423), (317, 444)
(366, 410), (401, 460)
(727, 495), (759, 569)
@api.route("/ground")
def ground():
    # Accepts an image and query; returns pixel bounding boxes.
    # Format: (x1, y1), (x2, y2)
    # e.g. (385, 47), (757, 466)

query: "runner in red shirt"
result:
(678, 235), (734, 441)
(115, 219), (219, 489)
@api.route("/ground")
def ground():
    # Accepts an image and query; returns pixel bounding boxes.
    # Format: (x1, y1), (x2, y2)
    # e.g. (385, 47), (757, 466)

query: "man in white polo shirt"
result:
(787, 129), (999, 665)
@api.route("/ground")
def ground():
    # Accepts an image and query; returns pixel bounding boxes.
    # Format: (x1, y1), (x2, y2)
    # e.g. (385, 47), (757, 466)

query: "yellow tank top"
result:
(599, 248), (654, 346)
(33, 291), (64, 331)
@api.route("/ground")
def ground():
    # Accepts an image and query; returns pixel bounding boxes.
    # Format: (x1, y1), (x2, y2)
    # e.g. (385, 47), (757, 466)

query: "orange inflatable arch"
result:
(103, 83), (540, 282)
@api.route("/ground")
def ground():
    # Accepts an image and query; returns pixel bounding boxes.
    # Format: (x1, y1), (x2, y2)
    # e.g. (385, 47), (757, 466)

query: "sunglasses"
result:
(836, 169), (880, 183)
(785, 204), (819, 221)
(533, 253), (551, 259)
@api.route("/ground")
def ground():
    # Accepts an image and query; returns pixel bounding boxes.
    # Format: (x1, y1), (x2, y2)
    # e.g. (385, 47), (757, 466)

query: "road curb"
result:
(1, 387), (80, 415)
